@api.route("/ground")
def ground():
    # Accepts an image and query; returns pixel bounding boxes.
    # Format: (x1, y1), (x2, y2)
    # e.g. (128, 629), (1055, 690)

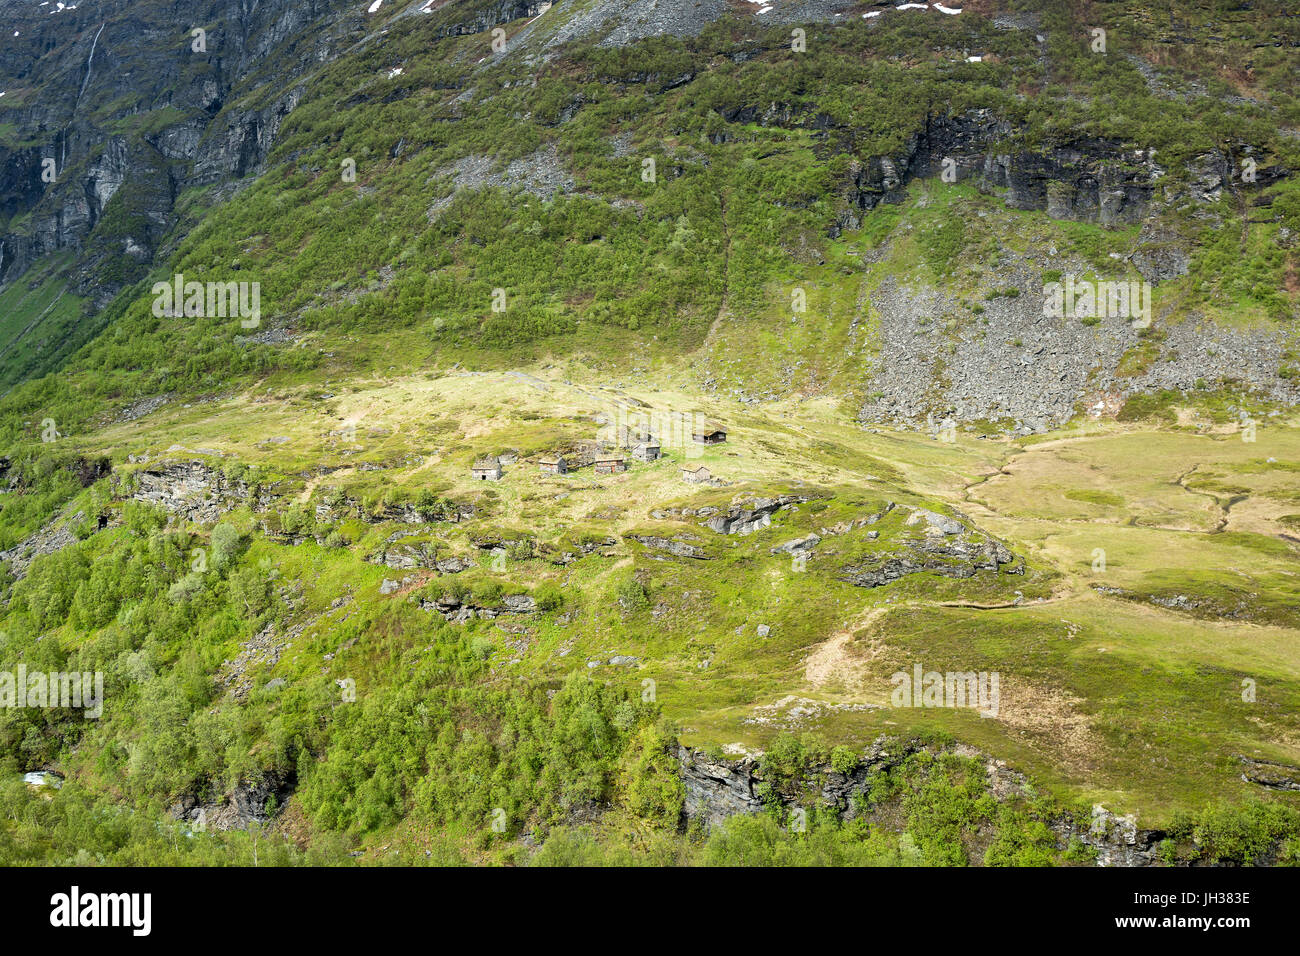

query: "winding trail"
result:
(959, 431), (1240, 536)
(704, 191), (732, 341)
(1171, 463), (1244, 534)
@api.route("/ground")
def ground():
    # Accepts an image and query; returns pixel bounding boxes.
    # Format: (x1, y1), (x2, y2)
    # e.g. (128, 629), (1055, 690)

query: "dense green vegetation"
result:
(2, 0), (1296, 437)
(0, 262), (88, 394)
(0, 0), (1298, 866)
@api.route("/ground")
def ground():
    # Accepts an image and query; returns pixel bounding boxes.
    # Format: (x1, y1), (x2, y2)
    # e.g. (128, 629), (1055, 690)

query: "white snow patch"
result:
(863, 10), (881, 17)
(386, 66), (404, 78)
(367, 0), (383, 13)
(966, 55), (982, 62)
(896, 3), (927, 9)
(934, 3), (962, 13)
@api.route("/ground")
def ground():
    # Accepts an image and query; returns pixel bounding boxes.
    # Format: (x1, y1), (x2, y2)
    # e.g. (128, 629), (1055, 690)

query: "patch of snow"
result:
(863, 10), (881, 17)
(897, 3), (927, 9)
(966, 55), (982, 62)
(367, 0), (383, 13)
(934, 3), (962, 13)
(386, 66), (403, 78)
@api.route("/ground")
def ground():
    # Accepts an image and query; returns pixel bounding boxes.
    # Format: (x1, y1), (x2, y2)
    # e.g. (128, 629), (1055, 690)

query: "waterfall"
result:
(75, 22), (106, 109)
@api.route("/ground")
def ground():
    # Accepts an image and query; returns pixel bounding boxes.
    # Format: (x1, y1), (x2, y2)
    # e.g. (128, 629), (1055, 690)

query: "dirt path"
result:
(804, 607), (888, 690)
(704, 191), (732, 341)
(297, 467), (355, 503)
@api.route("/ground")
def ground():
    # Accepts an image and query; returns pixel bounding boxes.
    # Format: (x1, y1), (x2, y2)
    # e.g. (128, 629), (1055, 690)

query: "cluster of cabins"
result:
(470, 419), (726, 481)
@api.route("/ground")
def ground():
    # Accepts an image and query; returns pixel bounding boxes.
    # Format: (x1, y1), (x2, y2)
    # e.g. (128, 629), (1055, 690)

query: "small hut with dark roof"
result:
(692, 420), (727, 445)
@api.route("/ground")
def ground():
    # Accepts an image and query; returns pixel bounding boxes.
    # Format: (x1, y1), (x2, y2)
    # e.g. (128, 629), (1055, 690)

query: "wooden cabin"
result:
(692, 421), (727, 445)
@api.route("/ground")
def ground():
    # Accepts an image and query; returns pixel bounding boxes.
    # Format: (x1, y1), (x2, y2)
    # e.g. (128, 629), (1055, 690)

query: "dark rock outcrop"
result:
(1052, 807), (1167, 867)
(626, 533), (710, 559)
(126, 460), (274, 523)
(678, 738), (1171, 866)
(710, 106), (1254, 236)
(1239, 756), (1300, 792)
(840, 507), (1021, 588)
(168, 770), (294, 832)
(704, 494), (815, 535)
(419, 592), (537, 622)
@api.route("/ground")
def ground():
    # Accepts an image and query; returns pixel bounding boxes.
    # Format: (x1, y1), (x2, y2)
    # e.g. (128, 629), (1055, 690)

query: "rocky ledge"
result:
(703, 494), (818, 535)
(678, 738), (1170, 866)
(419, 592), (537, 623)
(125, 460), (276, 524)
(626, 533), (711, 559)
(168, 770), (294, 833)
(839, 507), (1021, 587)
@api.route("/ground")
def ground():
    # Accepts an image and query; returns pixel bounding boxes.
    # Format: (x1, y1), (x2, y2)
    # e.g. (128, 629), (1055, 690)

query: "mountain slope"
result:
(0, 0), (1298, 866)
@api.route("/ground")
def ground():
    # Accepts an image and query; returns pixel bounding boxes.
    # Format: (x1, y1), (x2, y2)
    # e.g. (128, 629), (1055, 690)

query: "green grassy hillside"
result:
(0, 0), (1298, 866)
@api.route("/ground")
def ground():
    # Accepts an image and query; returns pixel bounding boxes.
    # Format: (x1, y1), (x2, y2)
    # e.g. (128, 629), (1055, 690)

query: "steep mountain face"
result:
(0, 1), (1298, 867)
(0, 0), (1294, 412)
(0, 0), (359, 300)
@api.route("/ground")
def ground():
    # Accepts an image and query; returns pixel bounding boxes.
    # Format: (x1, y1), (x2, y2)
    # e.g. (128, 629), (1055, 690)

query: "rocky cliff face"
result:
(121, 459), (275, 522)
(0, 0), (357, 301)
(677, 738), (1173, 866)
(709, 104), (1269, 238)
(833, 110), (1170, 232)
(168, 769), (294, 832)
